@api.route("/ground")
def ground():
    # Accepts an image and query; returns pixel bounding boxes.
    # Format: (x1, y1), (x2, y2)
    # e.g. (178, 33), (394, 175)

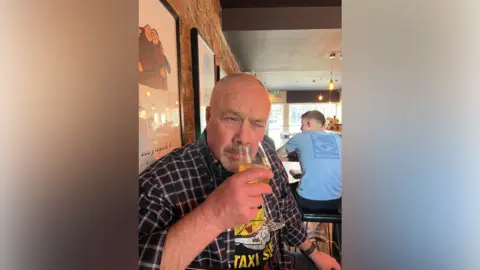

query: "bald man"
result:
(139, 73), (341, 270)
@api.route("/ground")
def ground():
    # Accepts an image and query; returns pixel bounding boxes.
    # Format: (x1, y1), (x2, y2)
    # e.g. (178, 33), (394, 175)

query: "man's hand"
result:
(159, 168), (272, 270)
(202, 167), (273, 231)
(311, 251), (341, 270)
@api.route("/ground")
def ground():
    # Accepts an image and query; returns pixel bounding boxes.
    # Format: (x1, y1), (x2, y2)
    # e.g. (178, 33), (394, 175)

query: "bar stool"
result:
(287, 169), (342, 263)
(300, 207), (342, 263)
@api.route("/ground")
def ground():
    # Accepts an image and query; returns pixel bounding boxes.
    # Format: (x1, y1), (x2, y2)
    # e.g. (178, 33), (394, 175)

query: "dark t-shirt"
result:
(233, 206), (275, 269)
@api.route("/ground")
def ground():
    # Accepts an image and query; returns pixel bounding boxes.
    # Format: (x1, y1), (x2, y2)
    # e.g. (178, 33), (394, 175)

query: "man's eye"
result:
(225, 117), (239, 123)
(252, 121), (265, 128)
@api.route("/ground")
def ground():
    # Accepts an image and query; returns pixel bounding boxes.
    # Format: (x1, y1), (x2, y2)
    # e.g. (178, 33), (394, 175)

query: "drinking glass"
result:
(238, 143), (285, 232)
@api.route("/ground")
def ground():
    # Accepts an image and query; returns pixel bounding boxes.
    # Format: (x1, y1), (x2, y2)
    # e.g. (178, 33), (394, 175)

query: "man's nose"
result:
(234, 122), (251, 145)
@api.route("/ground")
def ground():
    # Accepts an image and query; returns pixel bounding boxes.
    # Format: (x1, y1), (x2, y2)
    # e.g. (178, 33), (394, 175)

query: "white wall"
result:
(343, 0), (480, 269)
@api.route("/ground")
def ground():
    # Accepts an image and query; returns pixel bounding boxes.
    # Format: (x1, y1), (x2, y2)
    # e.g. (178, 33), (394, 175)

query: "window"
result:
(267, 104), (284, 149)
(288, 103), (339, 133)
(200, 106), (207, 133)
(268, 104), (284, 127)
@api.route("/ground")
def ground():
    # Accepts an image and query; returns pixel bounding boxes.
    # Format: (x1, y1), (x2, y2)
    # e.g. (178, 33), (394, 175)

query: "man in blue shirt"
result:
(277, 110), (342, 212)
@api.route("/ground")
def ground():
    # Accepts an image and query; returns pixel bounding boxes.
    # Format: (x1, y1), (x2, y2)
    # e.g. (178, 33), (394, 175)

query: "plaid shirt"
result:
(139, 133), (307, 269)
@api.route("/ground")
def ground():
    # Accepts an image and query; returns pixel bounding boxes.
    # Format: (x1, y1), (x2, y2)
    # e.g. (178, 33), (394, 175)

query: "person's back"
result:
(286, 130), (342, 201)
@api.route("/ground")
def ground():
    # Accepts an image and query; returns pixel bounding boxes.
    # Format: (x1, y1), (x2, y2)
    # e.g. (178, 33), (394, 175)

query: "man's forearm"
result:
(298, 237), (314, 252)
(276, 146), (288, 159)
(298, 238), (323, 261)
(160, 202), (223, 270)
(298, 238), (334, 269)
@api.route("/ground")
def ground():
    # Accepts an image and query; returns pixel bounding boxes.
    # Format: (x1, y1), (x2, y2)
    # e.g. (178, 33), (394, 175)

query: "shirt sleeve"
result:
(138, 169), (176, 270)
(284, 134), (302, 153)
(270, 150), (307, 247)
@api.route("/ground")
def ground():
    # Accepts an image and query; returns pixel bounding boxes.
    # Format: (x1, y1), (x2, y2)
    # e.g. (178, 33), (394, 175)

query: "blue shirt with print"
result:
(285, 131), (342, 201)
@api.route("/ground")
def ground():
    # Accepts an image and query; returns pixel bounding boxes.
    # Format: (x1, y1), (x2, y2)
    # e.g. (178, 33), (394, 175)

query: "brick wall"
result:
(165, 0), (241, 144)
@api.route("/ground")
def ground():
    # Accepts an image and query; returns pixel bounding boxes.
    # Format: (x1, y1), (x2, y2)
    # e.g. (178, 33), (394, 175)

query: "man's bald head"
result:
(209, 73), (268, 107)
(205, 73), (271, 172)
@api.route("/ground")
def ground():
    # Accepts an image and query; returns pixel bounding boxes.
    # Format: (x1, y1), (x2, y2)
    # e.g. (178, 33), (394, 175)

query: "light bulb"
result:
(318, 95), (323, 101)
(146, 91), (151, 96)
(139, 110), (146, 119)
(328, 79), (335, 90)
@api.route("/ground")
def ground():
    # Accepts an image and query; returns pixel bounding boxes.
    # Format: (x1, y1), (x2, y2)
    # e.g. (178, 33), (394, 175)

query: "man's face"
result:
(206, 81), (270, 172)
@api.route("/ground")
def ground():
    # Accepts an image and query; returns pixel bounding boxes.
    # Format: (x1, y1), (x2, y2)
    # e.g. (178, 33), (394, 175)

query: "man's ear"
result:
(206, 106), (211, 123)
(307, 121), (311, 128)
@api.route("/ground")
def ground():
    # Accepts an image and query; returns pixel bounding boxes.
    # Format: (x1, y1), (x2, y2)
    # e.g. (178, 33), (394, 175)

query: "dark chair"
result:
(301, 207), (342, 224)
(287, 151), (299, 162)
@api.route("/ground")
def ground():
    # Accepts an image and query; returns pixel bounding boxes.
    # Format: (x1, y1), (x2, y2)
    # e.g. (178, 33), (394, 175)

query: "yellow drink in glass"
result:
(238, 163), (271, 184)
(236, 144), (285, 232)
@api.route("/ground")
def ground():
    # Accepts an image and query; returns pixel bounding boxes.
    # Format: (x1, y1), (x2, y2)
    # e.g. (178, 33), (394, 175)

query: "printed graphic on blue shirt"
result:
(311, 133), (340, 159)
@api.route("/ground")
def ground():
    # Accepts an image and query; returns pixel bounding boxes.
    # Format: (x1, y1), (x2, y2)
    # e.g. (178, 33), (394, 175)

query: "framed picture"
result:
(138, 0), (184, 173)
(191, 28), (216, 140)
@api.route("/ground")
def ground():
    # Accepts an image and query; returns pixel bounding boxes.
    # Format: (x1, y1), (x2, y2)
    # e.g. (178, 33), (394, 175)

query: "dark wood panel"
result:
(222, 7), (341, 31)
(286, 90), (341, 103)
(220, 0), (341, 9)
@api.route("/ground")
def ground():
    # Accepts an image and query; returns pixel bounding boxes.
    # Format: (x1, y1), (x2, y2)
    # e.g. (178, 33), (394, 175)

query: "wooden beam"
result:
(220, 0), (341, 9)
(222, 7), (341, 31)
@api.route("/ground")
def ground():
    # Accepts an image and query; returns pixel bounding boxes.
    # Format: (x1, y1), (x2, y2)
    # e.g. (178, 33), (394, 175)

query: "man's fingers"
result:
(246, 196), (263, 208)
(245, 182), (272, 196)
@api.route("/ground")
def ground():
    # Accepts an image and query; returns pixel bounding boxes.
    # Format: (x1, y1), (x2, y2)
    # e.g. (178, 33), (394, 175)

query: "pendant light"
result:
(328, 77), (335, 90)
(328, 60), (335, 90)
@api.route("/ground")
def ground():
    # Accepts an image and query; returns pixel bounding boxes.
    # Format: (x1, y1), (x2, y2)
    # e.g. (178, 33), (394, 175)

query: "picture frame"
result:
(191, 27), (216, 140)
(138, 0), (184, 173)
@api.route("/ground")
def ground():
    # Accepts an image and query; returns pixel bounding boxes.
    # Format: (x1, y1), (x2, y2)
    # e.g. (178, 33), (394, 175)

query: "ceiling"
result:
(220, 0), (342, 91)
(224, 29), (342, 91)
